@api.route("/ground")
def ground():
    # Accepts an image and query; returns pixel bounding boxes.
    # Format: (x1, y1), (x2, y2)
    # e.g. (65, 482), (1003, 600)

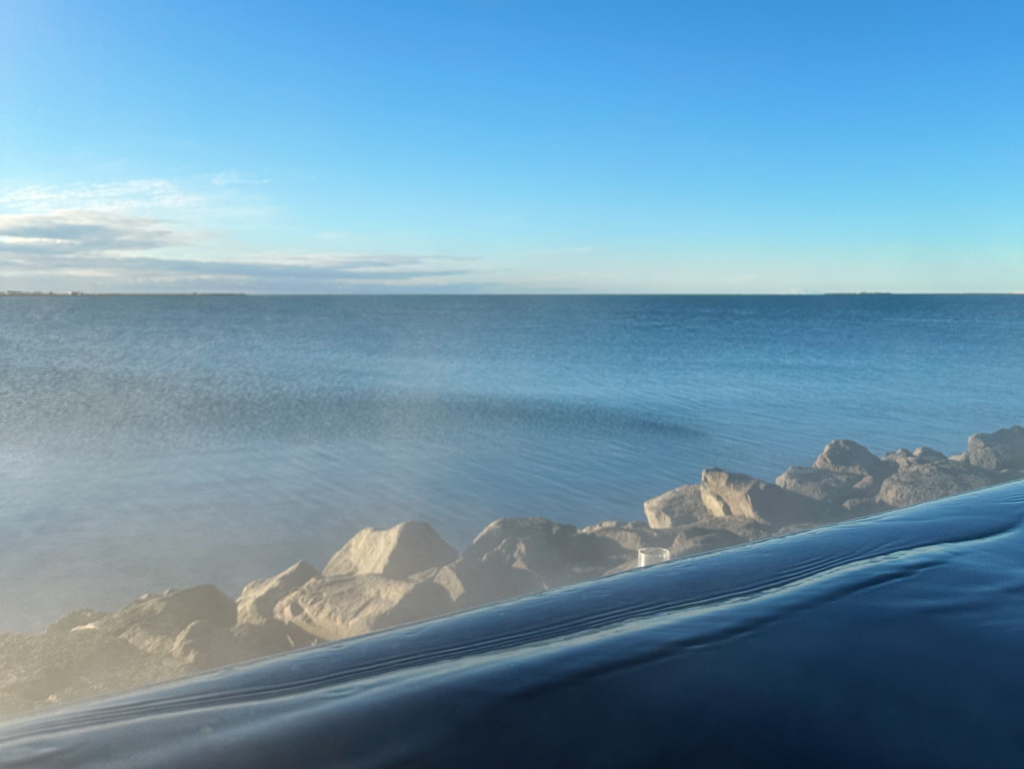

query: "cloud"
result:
(0, 209), (478, 291)
(0, 210), (196, 256)
(209, 172), (269, 186)
(0, 180), (203, 213)
(0, 180), (488, 292)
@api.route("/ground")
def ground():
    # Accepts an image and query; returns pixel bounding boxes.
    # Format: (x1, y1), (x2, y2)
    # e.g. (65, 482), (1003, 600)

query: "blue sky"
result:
(0, 0), (1021, 293)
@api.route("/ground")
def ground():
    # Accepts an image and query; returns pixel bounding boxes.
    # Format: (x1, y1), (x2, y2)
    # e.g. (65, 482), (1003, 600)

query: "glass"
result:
(637, 547), (671, 568)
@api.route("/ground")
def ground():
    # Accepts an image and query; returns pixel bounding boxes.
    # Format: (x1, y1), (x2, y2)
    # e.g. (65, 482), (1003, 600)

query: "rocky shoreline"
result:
(2, 425), (1023, 717)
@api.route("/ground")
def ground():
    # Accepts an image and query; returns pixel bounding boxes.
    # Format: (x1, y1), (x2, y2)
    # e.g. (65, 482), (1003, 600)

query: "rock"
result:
(643, 485), (708, 529)
(700, 469), (827, 528)
(774, 466), (861, 507)
(882, 448), (915, 469)
(96, 585), (237, 657)
(911, 446), (947, 464)
(841, 497), (892, 517)
(813, 439), (893, 479)
(168, 617), (317, 669)
(851, 474), (883, 496)
(274, 575), (454, 642)
(876, 461), (995, 509)
(464, 517), (631, 589)
(230, 619), (317, 656)
(0, 626), (190, 718)
(417, 557), (545, 610)
(670, 525), (747, 557)
(237, 560), (319, 625)
(579, 520), (675, 552)
(968, 426), (1024, 472)
(950, 451), (969, 462)
(170, 620), (242, 668)
(44, 609), (110, 635)
(421, 517), (637, 610)
(323, 521), (458, 580)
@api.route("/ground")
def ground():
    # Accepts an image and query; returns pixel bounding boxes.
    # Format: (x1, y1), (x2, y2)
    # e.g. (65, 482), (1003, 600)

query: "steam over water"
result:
(1, 295), (1021, 630)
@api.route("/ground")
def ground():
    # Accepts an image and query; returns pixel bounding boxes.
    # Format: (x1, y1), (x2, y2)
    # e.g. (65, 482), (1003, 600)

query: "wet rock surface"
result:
(2, 424), (1022, 718)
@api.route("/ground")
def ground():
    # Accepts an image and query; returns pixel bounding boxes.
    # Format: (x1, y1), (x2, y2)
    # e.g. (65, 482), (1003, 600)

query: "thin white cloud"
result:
(0, 180), (203, 214)
(209, 172), (269, 186)
(0, 209), (479, 291)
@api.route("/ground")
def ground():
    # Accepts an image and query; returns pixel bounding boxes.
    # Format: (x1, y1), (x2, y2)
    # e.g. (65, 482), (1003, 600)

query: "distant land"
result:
(1, 291), (1022, 297)
(0, 291), (247, 297)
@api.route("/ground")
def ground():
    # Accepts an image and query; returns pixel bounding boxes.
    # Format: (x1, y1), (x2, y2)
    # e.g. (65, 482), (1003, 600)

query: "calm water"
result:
(1, 295), (1022, 630)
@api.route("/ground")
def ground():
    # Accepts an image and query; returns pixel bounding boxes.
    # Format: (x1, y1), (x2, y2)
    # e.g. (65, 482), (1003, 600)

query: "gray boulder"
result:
(229, 619), (316, 655)
(579, 520), (675, 552)
(96, 585), (237, 657)
(700, 469), (827, 528)
(417, 557), (546, 610)
(170, 620), (244, 668)
(842, 497), (892, 517)
(774, 466), (861, 508)
(237, 560), (319, 625)
(323, 521), (458, 580)
(882, 448), (915, 469)
(643, 485), (708, 529)
(44, 609), (109, 635)
(814, 439), (893, 479)
(0, 624), (190, 718)
(464, 517), (630, 589)
(670, 525), (748, 557)
(274, 574), (454, 642)
(968, 426), (1024, 472)
(169, 617), (317, 668)
(876, 461), (995, 509)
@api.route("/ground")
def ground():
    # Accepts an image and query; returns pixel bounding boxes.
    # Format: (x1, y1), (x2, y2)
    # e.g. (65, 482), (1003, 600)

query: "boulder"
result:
(229, 619), (317, 656)
(813, 439), (893, 479)
(274, 575), (454, 642)
(700, 469), (827, 528)
(968, 426), (1024, 472)
(416, 557), (546, 610)
(876, 461), (995, 509)
(0, 626), (190, 718)
(463, 517), (631, 589)
(643, 485), (708, 529)
(579, 520), (675, 552)
(851, 473), (884, 497)
(670, 525), (748, 557)
(841, 497), (892, 517)
(882, 448), (915, 469)
(44, 609), (110, 635)
(774, 466), (861, 508)
(911, 446), (948, 464)
(323, 521), (458, 580)
(170, 620), (244, 668)
(237, 560), (319, 625)
(96, 585), (237, 657)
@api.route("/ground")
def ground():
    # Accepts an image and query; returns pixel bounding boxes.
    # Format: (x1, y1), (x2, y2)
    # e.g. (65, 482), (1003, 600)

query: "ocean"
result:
(0, 294), (1021, 630)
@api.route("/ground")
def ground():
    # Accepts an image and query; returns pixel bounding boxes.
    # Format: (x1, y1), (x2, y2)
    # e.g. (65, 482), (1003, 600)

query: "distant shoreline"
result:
(1, 291), (1022, 298)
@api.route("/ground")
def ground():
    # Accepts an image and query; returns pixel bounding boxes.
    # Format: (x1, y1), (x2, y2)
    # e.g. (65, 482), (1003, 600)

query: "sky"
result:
(0, 0), (1021, 294)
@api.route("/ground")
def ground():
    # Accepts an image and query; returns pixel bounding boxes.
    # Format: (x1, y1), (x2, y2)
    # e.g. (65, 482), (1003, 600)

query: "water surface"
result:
(0, 295), (1021, 629)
